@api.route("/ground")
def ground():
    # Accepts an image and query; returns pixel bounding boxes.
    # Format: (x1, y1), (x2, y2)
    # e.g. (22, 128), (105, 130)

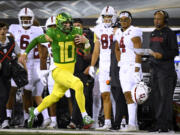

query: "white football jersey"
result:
(114, 25), (142, 63)
(94, 23), (113, 71)
(8, 24), (44, 61)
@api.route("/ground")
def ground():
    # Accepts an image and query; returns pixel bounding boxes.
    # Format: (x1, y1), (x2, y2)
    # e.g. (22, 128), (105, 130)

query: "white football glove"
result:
(89, 66), (95, 78)
(134, 72), (141, 83)
(39, 70), (49, 86)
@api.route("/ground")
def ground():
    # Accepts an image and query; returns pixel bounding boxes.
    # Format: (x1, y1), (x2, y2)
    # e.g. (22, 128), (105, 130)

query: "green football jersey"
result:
(46, 27), (82, 64)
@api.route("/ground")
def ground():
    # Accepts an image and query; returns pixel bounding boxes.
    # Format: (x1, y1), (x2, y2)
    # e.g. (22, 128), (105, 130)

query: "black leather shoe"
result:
(158, 128), (169, 132)
(109, 126), (120, 131)
(148, 127), (158, 132)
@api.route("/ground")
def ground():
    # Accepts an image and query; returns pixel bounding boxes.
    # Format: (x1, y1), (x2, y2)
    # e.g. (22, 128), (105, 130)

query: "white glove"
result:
(134, 72), (141, 83)
(39, 70), (49, 86)
(89, 66), (95, 78)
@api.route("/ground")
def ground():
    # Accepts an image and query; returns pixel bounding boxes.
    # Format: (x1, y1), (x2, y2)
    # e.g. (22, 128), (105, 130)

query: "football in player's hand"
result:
(74, 35), (85, 49)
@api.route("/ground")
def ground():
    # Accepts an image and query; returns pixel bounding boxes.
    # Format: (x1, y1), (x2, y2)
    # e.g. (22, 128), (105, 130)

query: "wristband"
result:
(23, 52), (27, 56)
(85, 42), (90, 49)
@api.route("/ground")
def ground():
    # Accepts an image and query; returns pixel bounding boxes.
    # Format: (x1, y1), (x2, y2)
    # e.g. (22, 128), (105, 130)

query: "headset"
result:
(154, 10), (169, 24)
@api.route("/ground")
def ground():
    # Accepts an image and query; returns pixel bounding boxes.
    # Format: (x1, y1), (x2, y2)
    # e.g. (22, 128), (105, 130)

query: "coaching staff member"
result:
(0, 22), (20, 125)
(149, 10), (178, 132)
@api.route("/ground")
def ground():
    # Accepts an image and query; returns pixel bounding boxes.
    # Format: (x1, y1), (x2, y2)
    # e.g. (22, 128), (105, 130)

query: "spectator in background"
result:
(67, 18), (94, 129)
(148, 10), (178, 132)
(0, 22), (21, 127)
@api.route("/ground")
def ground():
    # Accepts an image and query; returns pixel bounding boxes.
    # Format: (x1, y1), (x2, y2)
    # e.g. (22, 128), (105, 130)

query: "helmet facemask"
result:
(101, 6), (117, 27)
(102, 15), (113, 27)
(18, 8), (34, 28)
(56, 12), (73, 33)
(20, 16), (33, 27)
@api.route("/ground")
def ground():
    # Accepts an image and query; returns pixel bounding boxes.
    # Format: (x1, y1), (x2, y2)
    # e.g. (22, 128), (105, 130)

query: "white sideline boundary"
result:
(0, 129), (179, 135)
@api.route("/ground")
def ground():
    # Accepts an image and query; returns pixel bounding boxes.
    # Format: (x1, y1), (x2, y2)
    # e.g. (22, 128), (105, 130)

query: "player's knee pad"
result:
(71, 78), (84, 92)
(124, 91), (134, 104)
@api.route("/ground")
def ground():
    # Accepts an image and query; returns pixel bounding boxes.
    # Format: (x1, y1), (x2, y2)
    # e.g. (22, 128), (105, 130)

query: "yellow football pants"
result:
(37, 67), (86, 113)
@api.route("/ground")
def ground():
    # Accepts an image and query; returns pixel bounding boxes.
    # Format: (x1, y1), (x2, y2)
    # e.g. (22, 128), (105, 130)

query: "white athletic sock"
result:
(34, 108), (40, 116)
(81, 112), (88, 118)
(6, 109), (12, 118)
(51, 116), (56, 122)
(93, 95), (101, 123)
(41, 109), (49, 120)
(105, 119), (111, 125)
(127, 103), (137, 126)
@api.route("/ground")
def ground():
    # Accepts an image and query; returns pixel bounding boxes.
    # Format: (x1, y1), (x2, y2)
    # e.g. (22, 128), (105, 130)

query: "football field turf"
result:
(0, 129), (179, 135)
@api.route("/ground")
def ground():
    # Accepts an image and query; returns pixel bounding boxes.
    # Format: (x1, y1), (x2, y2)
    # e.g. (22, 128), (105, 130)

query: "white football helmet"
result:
(18, 8), (34, 27)
(131, 81), (151, 104)
(45, 16), (56, 29)
(100, 6), (117, 27)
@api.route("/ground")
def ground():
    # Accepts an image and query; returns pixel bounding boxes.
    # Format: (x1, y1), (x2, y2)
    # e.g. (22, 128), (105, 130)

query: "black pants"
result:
(70, 74), (94, 127)
(0, 76), (10, 123)
(151, 71), (177, 129)
(111, 86), (128, 127)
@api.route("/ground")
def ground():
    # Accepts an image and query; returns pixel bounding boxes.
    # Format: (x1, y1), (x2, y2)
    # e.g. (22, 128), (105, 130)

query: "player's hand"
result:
(18, 53), (27, 66)
(89, 66), (95, 78)
(134, 71), (141, 83)
(75, 34), (88, 44)
(39, 70), (49, 86)
(151, 52), (162, 59)
(83, 66), (90, 75)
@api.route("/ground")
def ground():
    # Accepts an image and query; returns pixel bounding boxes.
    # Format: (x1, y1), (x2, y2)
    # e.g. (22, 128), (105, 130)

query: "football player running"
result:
(18, 12), (94, 128)
(114, 11), (143, 131)
(1, 8), (50, 128)
(89, 6), (117, 130)
(39, 16), (72, 129)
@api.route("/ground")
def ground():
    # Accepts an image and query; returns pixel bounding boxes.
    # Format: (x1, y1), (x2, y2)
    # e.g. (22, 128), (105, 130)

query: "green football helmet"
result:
(56, 12), (73, 33)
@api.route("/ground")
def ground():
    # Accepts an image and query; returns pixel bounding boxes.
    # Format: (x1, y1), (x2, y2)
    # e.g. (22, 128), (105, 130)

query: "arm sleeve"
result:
(162, 30), (179, 60)
(25, 34), (47, 54)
